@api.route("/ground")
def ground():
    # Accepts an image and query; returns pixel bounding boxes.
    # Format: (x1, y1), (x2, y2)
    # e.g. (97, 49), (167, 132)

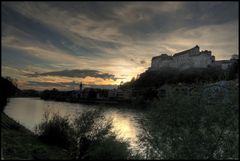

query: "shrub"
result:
(35, 111), (73, 148)
(88, 135), (132, 160)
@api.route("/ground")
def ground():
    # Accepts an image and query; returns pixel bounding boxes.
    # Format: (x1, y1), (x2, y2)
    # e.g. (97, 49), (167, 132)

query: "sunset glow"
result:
(2, 2), (238, 90)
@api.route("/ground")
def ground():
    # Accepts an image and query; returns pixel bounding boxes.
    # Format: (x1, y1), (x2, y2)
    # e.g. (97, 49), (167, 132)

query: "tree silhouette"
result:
(1, 76), (20, 112)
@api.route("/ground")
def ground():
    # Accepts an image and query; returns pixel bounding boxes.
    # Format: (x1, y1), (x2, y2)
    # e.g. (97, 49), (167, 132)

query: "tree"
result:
(70, 110), (119, 159)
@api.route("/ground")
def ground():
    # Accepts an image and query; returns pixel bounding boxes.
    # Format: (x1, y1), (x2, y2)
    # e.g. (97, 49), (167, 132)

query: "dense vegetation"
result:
(16, 89), (40, 97)
(35, 109), (137, 160)
(139, 85), (239, 159)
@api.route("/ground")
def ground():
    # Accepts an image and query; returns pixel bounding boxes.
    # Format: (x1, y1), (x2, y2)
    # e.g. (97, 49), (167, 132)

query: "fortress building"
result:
(151, 45), (215, 70)
(150, 45), (238, 71)
(150, 45), (217, 70)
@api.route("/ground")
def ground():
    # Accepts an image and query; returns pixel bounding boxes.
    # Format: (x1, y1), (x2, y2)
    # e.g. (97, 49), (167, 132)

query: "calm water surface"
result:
(4, 97), (143, 150)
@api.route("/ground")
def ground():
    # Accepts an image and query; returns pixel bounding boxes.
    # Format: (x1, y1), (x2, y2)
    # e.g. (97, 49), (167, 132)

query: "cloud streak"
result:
(27, 69), (118, 80)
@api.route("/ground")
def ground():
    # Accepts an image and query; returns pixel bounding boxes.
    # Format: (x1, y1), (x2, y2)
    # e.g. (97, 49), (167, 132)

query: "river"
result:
(4, 97), (143, 151)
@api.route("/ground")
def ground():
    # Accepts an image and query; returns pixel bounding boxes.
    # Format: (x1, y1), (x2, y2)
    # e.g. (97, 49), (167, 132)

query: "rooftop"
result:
(173, 45), (199, 57)
(152, 54), (172, 60)
(152, 45), (213, 61)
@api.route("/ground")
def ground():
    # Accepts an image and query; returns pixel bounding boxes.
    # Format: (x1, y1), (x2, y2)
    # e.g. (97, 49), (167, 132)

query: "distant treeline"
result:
(16, 89), (41, 97)
(40, 89), (76, 102)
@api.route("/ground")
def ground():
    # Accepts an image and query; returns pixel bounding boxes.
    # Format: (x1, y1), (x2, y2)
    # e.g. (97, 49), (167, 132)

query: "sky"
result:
(1, 1), (239, 90)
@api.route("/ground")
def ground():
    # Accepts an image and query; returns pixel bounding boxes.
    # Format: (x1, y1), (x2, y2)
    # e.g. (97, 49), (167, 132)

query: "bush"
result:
(35, 111), (73, 148)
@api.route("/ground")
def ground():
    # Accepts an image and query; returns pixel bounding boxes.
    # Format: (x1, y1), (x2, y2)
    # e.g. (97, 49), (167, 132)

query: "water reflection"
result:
(111, 111), (137, 139)
(4, 97), (141, 149)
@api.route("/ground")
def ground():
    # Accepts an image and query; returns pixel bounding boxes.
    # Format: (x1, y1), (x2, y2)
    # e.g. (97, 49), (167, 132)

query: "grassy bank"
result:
(1, 113), (70, 160)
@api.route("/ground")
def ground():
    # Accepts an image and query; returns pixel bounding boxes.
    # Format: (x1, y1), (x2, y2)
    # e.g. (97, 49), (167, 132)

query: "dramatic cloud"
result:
(1, 2), (238, 90)
(27, 69), (117, 80)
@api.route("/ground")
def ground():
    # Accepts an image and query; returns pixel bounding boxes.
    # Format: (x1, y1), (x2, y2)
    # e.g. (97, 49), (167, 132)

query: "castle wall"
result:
(150, 46), (214, 71)
(212, 60), (233, 70)
(172, 54), (193, 69)
(191, 54), (213, 68)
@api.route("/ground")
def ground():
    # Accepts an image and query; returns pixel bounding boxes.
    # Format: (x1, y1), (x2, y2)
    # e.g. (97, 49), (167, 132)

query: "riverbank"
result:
(1, 112), (70, 160)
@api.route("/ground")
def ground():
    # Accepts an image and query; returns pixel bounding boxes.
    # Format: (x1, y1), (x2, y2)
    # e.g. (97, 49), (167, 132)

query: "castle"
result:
(150, 45), (236, 71)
